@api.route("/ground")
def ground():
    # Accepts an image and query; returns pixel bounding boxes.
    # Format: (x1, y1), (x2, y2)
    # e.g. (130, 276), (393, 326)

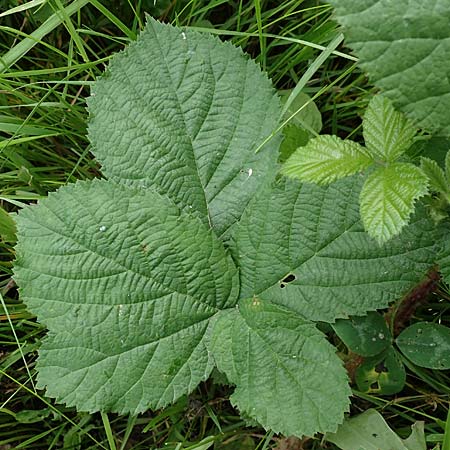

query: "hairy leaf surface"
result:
(210, 299), (350, 437)
(13, 18), (443, 438)
(363, 95), (417, 162)
(88, 18), (281, 235)
(360, 163), (429, 243)
(420, 157), (449, 196)
(329, 0), (450, 136)
(231, 177), (436, 322)
(14, 180), (239, 414)
(281, 135), (373, 184)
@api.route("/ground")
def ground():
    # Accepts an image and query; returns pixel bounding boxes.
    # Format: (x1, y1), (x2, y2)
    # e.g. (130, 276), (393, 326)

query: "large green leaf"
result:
(231, 176), (437, 322)
(210, 299), (350, 437)
(14, 180), (239, 414)
(281, 135), (373, 184)
(87, 18), (281, 235)
(327, 409), (426, 450)
(329, 0), (450, 136)
(279, 91), (322, 135)
(363, 95), (417, 162)
(359, 163), (429, 243)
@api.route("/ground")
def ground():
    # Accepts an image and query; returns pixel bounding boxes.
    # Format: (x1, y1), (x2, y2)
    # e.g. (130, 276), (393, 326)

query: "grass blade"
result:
(0, 0), (90, 73)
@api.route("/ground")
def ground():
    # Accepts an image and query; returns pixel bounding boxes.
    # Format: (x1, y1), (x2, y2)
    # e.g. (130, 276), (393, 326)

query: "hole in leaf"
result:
(281, 273), (296, 284)
(280, 283), (286, 289)
(375, 361), (388, 373)
(372, 433), (378, 438)
(370, 382), (379, 390)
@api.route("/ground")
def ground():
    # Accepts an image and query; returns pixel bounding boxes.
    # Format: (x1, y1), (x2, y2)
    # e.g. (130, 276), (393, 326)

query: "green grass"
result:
(0, 1), (448, 449)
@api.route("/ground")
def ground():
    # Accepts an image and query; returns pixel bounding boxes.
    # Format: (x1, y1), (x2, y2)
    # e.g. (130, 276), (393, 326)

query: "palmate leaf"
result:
(87, 18), (280, 236)
(210, 299), (350, 437)
(231, 176), (436, 323)
(363, 95), (417, 162)
(328, 0), (450, 136)
(14, 180), (239, 413)
(281, 135), (373, 184)
(360, 163), (429, 243)
(13, 19), (441, 439)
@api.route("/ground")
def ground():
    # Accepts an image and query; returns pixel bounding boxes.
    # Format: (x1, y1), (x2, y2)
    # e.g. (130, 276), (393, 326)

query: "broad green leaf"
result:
(279, 124), (310, 163)
(355, 347), (406, 395)
(363, 95), (417, 162)
(210, 299), (350, 437)
(87, 18), (281, 236)
(332, 312), (391, 357)
(281, 135), (373, 185)
(420, 157), (450, 196)
(328, 0), (450, 136)
(327, 409), (426, 450)
(409, 136), (450, 165)
(231, 176), (437, 322)
(280, 91), (322, 135)
(0, 208), (17, 243)
(360, 163), (429, 243)
(279, 91), (322, 163)
(14, 179), (239, 414)
(396, 322), (450, 369)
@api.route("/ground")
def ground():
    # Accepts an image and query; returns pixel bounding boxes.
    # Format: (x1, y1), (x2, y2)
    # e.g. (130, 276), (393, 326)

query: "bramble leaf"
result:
(281, 135), (373, 184)
(360, 163), (429, 243)
(13, 18), (442, 439)
(363, 95), (417, 162)
(14, 180), (239, 414)
(420, 157), (450, 196)
(210, 299), (350, 437)
(88, 18), (281, 236)
(231, 176), (437, 322)
(328, 0), (450, 136)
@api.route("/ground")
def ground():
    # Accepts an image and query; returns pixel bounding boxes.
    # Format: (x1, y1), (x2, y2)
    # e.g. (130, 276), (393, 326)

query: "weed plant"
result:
(0, 1), (448, 449)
